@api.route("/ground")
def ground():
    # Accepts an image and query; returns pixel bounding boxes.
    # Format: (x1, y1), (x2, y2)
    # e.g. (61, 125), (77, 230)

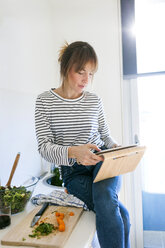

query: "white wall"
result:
(0, 0), (122, 185)
(0, 0), (56, 184)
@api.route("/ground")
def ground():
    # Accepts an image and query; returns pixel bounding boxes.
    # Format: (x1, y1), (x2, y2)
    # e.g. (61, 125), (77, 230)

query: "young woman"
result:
(35, 41), (130, 248)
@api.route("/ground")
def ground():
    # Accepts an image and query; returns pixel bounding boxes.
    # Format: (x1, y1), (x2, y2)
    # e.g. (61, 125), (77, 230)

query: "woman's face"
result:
(65, 61), (95, 96)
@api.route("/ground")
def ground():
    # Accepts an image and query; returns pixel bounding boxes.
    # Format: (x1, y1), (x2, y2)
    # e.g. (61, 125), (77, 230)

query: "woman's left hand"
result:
(68, 143), (104, 166)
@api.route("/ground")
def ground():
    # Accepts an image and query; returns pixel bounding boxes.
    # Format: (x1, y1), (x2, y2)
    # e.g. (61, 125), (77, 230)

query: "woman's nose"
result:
(83, 74), (90, 83)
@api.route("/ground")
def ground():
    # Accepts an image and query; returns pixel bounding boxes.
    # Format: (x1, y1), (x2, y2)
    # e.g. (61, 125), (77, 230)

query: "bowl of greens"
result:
(0, 175), (38, 215)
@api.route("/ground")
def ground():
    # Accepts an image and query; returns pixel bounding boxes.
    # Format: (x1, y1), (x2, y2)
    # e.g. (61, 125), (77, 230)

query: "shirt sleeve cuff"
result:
(66, 147), (76, 166)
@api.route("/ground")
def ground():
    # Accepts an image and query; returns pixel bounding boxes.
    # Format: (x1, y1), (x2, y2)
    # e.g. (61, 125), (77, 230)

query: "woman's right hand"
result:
(68, 143), (104, 166)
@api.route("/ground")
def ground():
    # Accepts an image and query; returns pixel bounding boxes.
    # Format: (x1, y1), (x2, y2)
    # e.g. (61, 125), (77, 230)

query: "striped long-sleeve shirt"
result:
(35, 89), (116, 166)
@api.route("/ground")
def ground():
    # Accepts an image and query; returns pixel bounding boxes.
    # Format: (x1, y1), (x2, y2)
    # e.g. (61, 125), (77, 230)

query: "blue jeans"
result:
(61, 162), (131, 248)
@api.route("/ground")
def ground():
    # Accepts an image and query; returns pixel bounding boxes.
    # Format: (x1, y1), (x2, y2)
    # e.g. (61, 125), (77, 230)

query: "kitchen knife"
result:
(30, 202), (49, 227)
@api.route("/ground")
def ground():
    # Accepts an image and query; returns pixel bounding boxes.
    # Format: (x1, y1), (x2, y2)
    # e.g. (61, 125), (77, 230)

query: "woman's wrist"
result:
(68, 146), (77, 159)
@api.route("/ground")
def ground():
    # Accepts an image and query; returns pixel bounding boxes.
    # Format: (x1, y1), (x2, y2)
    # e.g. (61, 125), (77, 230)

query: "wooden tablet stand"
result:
(94, 145), (146, 183)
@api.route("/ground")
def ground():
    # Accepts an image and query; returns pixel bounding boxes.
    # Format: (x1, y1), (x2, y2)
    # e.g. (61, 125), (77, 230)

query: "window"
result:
(121, 0), (165, 78)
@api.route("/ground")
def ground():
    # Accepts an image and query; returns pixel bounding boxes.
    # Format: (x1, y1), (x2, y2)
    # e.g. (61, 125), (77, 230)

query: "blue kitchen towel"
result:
(31, 189), (88, 210)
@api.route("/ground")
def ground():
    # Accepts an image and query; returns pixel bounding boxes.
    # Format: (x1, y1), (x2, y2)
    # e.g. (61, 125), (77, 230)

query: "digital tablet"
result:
(93, 145), (146, 182)
(96, 144), (138, 155)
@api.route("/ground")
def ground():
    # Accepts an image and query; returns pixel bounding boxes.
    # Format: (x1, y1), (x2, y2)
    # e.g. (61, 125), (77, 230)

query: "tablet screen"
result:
(96, 144), (137, 155)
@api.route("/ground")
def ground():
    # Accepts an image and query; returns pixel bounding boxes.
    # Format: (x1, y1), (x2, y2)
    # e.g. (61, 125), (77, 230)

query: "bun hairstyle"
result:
(58, 41), (98, 82)
(58, 41), (69, 63)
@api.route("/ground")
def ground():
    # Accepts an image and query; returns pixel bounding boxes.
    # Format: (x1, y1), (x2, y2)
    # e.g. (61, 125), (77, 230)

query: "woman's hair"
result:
(58, 41), (98, 82)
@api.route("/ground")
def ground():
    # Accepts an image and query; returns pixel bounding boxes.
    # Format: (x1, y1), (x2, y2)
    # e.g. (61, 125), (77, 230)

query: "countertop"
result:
(0, 173), (96, 248)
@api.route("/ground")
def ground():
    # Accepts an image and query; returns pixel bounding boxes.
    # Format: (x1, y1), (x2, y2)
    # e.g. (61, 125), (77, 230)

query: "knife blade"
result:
(30, 202), (49, 227)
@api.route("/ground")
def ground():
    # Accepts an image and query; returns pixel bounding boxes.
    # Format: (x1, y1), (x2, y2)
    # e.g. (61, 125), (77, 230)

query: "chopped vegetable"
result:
(55, 212), (60, 217)
(56, 212), (65, 232)
(59, 213), (64, 219)
(29, 210), (68, 238)
(56, 217), (64, 226)
(29, 223), (56, 238)
(69, 212), (74, 216)
(59, 224), (65, 232)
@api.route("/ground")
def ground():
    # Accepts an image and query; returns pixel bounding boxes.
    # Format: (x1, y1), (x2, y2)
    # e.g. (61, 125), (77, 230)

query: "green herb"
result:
(22, 237), (26, 241)
(29, 223), (56, 238)
(0, 186), (31, 214)
(51, 168), (63, 186)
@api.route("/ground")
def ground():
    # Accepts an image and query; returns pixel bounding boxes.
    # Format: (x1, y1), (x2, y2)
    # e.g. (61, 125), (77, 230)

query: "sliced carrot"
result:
(69, 212), (74, 216)
(56, 217), (61, 225)
(56, 212), (66, 232)
(55, 212), (60, 217)
(59, 224), (65, 232)
(59, 213), (64, 219)
(57, 217), (64, 225)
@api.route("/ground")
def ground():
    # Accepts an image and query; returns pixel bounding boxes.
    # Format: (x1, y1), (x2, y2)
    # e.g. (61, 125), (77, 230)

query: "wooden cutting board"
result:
(1, 205), (83, 248)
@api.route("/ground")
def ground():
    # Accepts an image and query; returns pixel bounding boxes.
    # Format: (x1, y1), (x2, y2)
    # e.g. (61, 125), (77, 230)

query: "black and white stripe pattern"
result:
(35, 89), (115, 166)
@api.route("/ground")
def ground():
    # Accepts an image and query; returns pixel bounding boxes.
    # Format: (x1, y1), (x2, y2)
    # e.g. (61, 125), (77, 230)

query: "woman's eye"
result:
(78, 71), (84, 75)
(78, 71), (94, 77)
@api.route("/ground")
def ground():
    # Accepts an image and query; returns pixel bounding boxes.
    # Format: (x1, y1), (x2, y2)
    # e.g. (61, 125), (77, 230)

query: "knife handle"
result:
(36, 202), (49, 216)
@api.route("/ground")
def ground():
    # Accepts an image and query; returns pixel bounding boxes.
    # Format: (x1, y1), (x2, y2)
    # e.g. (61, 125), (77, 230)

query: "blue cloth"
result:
(31, 189), (88, 210)
(61, 161), (131, 248)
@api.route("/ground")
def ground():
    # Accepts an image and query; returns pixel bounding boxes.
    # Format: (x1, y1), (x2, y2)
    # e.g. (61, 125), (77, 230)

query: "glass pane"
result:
(138, 75), (165, 194)
(135, 0), (165, 73)
(138, 75), (165, 233)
